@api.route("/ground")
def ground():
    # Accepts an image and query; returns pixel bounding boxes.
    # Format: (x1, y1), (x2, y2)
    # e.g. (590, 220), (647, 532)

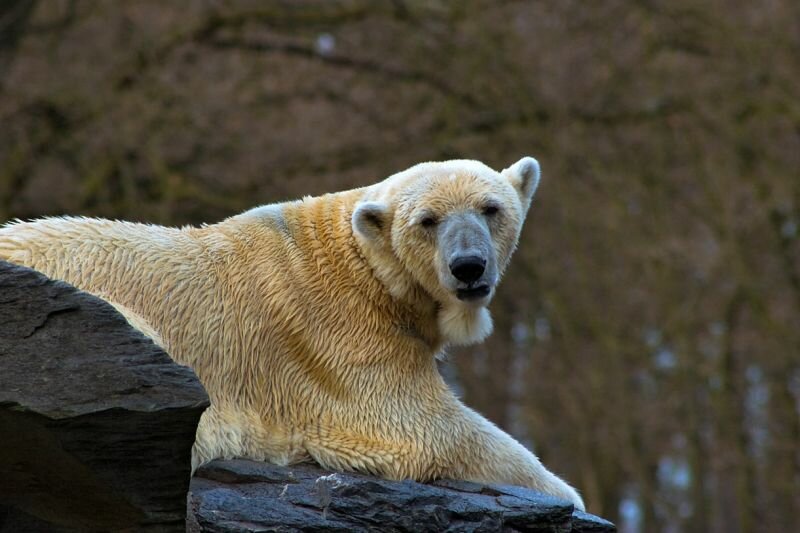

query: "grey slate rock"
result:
(188, 459), (616, 532)
(571, 511), (617, 532)
(0, 261), (209, 532)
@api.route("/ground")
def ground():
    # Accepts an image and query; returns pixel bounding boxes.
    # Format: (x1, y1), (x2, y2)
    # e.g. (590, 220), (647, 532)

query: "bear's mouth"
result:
(456, 284), (491, 301)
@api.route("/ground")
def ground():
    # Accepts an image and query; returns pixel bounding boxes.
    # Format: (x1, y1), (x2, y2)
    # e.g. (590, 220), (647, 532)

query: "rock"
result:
(188, 459), (616, 532)
(0, 261), (209, 532)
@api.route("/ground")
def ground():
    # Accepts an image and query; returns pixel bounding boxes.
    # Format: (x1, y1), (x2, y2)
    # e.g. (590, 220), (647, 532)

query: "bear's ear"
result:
(352, 201), (391, 244)
(502, 156), (541, 203)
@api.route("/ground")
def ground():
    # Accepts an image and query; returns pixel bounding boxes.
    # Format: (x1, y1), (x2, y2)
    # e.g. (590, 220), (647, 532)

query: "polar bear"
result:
(0, 157), (584, 510)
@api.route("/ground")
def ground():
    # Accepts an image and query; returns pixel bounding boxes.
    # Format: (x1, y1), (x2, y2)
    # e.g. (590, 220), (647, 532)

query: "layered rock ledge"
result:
(189, 459), (615, 532)
(0, 261), (209, 532)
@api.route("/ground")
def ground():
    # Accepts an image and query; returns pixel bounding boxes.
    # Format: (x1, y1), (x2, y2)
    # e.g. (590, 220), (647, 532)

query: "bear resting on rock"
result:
(0, 157), (584, 510)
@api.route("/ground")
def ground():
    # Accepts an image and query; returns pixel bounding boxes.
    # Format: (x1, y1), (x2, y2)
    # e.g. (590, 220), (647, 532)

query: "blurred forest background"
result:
(1, 1), (798, 531)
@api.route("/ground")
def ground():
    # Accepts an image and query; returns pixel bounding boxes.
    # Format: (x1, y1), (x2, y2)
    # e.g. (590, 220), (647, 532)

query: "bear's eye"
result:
(483, 205), (500, 216)
(420, 216), (438, 228)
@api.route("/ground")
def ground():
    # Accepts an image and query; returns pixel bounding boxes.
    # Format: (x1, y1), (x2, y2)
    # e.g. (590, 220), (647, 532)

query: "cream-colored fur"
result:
(0, 158), (584, 510)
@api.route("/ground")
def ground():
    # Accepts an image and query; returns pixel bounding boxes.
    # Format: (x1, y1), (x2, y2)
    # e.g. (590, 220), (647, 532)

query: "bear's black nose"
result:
(450, 256), (486, 283)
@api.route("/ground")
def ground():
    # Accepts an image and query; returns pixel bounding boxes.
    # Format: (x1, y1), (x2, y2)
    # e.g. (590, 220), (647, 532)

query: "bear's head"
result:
(352, 157), (540, 346)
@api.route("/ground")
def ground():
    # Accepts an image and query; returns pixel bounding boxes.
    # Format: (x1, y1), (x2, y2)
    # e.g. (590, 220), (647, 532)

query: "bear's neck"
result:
(285, 190), (443, 356)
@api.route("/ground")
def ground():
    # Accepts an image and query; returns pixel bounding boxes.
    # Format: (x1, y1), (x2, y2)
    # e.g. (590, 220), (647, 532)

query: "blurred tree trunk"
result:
(712, 290), (755, 533)
(0, 0), (37, 85)
(0, 0), (38, 221)
(766, 373), (800, 530)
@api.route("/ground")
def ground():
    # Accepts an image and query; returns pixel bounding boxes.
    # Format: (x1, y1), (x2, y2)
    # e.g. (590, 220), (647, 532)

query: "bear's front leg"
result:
(191, 405), (310, 473)
(445, 406), (586, 511)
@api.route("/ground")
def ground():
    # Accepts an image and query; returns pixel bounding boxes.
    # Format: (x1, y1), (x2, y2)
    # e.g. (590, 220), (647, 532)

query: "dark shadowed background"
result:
(1, 2), (798, 532)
